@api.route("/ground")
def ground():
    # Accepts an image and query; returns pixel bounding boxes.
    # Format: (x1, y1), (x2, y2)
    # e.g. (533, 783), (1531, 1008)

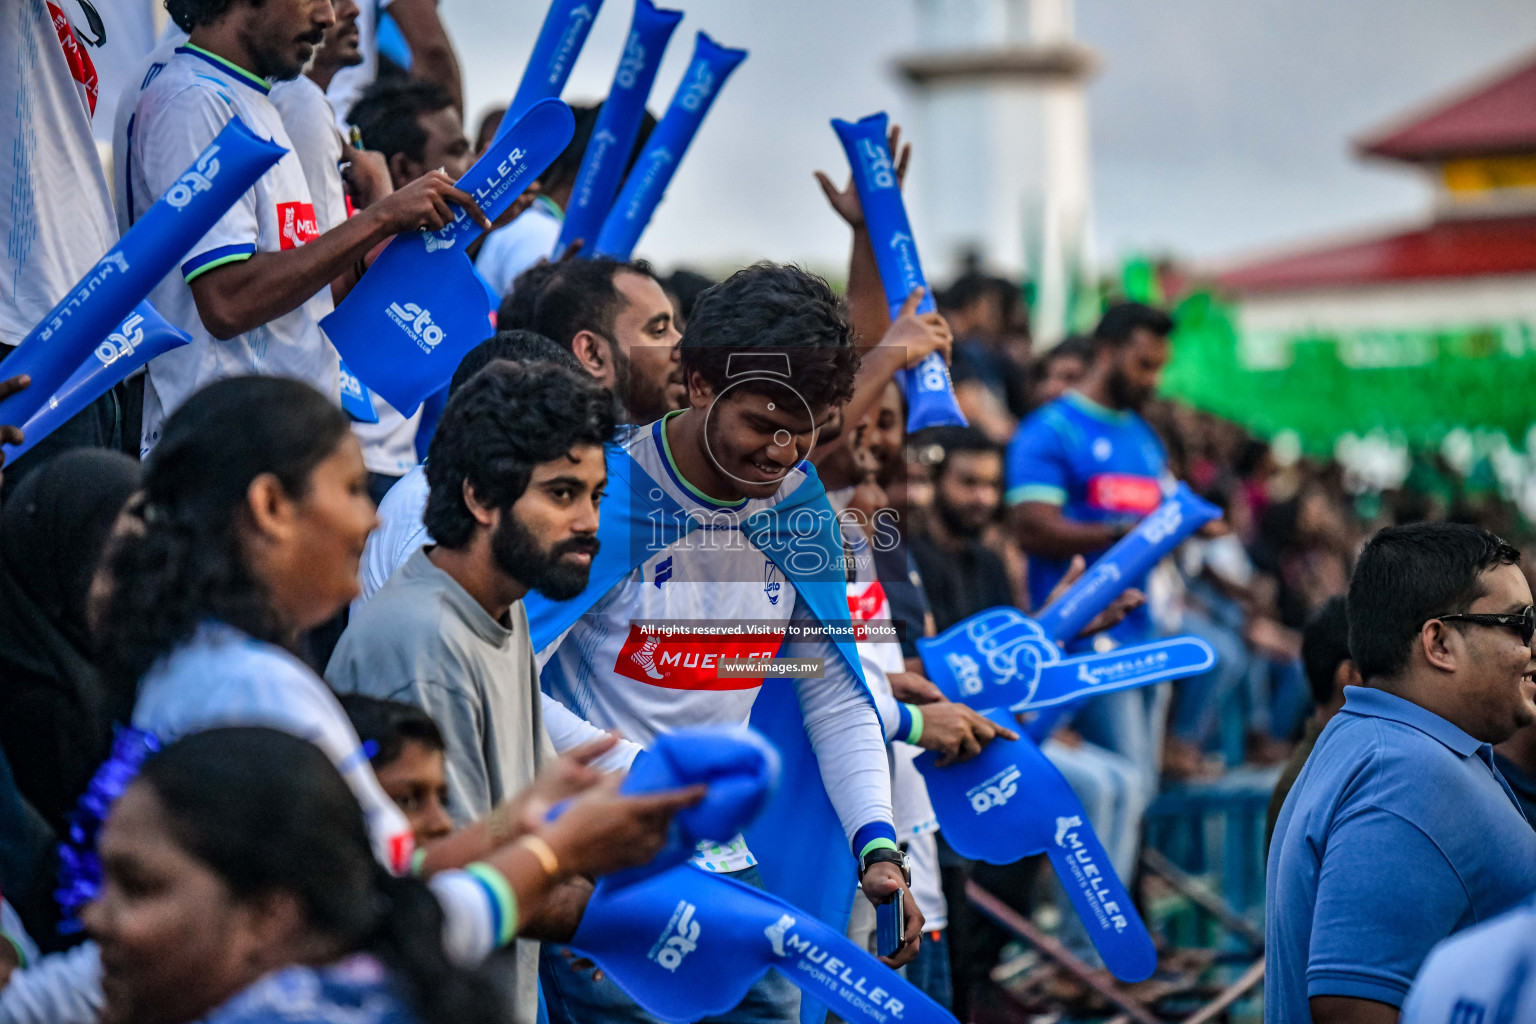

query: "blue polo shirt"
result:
(1004, 390), (1170, 642)
(1266, 686), (1536, 1022)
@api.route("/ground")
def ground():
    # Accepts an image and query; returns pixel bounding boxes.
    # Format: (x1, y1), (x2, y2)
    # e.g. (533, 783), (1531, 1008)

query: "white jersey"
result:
(542, 414), (894, 871)
(326, 0), (397, 128)
(359, 461), (430, 600)
(1401, 899), (1536, 1024)
(75, 0), (158, 145)
(0, 0), (117, 346)
(125, 45), (339, 452)
(269, 73), (422, 476)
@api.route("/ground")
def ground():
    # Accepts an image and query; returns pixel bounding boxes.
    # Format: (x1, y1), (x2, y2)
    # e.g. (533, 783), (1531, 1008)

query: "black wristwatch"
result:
(859, 845), (910, 885)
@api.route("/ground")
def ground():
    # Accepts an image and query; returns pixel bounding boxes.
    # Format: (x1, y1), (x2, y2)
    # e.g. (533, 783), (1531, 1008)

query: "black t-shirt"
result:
(910, 533), (1015, 634)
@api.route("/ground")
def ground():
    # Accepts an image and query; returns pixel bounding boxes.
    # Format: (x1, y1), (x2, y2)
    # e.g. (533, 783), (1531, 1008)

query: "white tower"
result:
(897, 0), (1097, 346)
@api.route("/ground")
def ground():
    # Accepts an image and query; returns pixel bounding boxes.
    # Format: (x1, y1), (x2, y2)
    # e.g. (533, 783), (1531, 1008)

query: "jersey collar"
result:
(1063, 389), (1132, 425)
(653, 410), (747, 510)
(534, 195), (564, 221)
(176, 44), (270, 95)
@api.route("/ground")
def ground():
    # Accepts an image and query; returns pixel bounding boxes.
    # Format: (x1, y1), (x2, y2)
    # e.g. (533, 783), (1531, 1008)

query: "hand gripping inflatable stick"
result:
(5, 302), (190, 463)
(557, 0), (683, 255)
(912, 485), (1221, 982)
(590, 32), (747, 260)
(502, 0), (605, 131)
(322, 100), (576, 412)
(831, 112), (966, 433)
(0, 117), (282, 430)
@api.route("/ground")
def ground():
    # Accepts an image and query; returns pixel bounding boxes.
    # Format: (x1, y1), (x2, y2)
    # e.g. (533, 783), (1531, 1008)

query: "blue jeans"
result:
(904, 929), (952, 1010)
(542, 864), (800, 1024)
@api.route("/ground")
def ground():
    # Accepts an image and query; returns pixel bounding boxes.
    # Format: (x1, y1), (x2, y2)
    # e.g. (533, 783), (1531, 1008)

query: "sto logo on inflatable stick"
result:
(5, 302), (190, 463)
(502, 0), (604, 131)
(831, 112), (966, 434)
(322, 99), (575, 413)
(0, 117), (282, 430)
(591, 31), (747, 260)
(912, 485), (1222, 982)
(557, 0), (683, 255)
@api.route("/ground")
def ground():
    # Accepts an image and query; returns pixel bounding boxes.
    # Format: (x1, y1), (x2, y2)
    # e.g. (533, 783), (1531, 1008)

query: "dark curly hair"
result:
(678, 263), (860, 412)
(424, 361), (617, 549)
(448, 329), (581, 396)
(165, 0), (248, 33)
(139, 728), (501, 1024)
(95, 377), (352, 691)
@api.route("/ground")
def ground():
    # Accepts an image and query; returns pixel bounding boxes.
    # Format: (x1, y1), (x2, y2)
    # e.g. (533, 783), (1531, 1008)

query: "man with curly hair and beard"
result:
(327, 360), (628, 1018)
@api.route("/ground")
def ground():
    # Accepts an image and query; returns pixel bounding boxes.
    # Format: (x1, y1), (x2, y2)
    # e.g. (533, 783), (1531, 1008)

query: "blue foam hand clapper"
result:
(572, 865), (957, 1024)
(601, 726), (780, 889)
(5, 302), (190, 463)
(1033, 482), (1221, 643)
(591, 32), (747, 260)
(321, 99), (575, 412)
(831, 112), (966, 433)
(917, 606), (1216, 712)
(557, 0), (683, 255)
(0, 118), (282, 430)
(503, 0), (604, 130)
(917, 727), (1158, 982)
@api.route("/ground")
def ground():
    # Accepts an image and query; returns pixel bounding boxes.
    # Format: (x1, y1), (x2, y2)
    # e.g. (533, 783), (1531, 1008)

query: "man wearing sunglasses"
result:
(1266, 522), (1536, 1024)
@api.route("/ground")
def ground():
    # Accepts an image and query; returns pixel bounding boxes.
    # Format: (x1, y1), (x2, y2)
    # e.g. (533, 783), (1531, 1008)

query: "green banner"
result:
(1160, 291), (1536, 455)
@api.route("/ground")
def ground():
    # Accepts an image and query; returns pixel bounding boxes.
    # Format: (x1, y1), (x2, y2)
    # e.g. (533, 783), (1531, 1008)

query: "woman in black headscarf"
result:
(0, 448), (141, 835)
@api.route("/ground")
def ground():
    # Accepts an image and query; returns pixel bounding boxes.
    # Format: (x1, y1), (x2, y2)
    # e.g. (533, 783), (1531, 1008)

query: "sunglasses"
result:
(1429, 605), (1536, 646)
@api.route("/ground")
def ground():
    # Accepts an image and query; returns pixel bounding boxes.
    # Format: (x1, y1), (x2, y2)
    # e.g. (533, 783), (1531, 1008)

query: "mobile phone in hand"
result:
(876, 887), (905, 958)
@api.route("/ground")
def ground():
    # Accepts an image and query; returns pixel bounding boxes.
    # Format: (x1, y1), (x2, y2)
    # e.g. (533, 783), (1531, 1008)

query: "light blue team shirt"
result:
(1004, 390), (1171, 642)
(1266, 686), (1536, 1022)
(1401, 898), (1536, 1024)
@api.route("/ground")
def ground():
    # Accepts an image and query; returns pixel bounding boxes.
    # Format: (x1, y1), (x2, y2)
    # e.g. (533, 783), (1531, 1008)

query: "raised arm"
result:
(388, 0), (464, 116)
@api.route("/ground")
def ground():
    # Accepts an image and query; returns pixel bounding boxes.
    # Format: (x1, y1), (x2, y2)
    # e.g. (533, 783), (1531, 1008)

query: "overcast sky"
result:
(441, 0), (1536, 279)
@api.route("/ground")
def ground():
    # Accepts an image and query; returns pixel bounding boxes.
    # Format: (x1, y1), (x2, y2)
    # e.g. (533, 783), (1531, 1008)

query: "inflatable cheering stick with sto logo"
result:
(571, 865), (956, 1024)
(912, 485), (1221, 982)
(502, 0), (605, 131)
(322, 99), (576, 413)
(591, 32), (748, 260)
(831, 112), (966, 433)
(0, 118), (282, 430)
(5, 303), (190, 463)
(557, 0), (683, 255)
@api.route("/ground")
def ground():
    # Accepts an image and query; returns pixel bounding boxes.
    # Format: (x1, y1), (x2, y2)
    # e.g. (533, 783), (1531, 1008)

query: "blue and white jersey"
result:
(124, 44), (338, 452)
(1006, 390), (1172, 640)
(542, 412), (894, 871)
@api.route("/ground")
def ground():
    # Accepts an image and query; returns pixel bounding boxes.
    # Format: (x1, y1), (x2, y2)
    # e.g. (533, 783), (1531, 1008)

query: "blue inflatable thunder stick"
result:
(503, 0), (604, 130)
(572, 865), (956, 1024)
(591, 32), (747, 260)
(831, 112), (966, 433)
(338, 361), (378, 423)
(4, 303), (190, 463)
(557, 0), (683, 254)
(911, 485), (1222, 982)
(322, 99), (576, 412)
(0, 117), (282, 430)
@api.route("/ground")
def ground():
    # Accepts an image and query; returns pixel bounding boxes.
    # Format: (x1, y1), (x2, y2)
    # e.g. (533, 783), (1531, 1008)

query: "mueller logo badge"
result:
(386, 302), (445, 353)
(166, 145), (221, 209)
(647, 900), (700, 972)
(765, 914), (795, 957)
(1086, 474), (1163, 516)
(614, 624), (781, 690)
(764, 561), (782, 605)
(277, 202), (319, 250)
(966, 766), (1021, 813)
(1053, 815), (1129, 933)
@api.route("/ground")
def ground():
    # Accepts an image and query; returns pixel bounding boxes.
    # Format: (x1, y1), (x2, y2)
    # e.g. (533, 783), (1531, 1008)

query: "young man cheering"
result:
(531, 264), (921, 1024)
